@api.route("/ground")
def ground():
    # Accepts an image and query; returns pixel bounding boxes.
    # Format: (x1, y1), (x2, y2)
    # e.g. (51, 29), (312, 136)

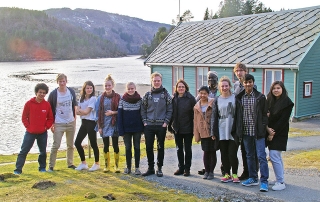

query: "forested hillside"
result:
(0, 8), (124, 62)
(45, 8), (172, 54)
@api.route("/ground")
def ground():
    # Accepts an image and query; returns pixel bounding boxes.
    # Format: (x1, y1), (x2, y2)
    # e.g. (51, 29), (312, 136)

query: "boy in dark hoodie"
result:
(14, 83), (54, 174)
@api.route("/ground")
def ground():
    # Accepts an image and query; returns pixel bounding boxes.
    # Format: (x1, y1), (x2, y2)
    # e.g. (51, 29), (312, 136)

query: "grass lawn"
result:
(0, 137), (209, 202)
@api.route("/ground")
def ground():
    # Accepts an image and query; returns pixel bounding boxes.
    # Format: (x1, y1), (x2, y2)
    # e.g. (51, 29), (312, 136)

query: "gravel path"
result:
(139, 118), (320, 202)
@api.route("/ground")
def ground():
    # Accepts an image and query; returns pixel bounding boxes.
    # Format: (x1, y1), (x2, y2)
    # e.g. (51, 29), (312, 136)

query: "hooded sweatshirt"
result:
(22, 97), (54, 134)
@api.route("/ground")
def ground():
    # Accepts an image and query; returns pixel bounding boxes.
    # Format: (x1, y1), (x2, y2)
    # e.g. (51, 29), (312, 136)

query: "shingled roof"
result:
(145, 6), (320, 67)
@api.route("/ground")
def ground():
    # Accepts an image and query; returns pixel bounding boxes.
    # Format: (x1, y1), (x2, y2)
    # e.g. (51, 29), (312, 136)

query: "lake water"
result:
(0, 56), (150, 155)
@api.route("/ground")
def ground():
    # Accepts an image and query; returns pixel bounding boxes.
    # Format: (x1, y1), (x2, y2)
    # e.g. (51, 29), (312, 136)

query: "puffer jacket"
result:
(193, 98), (214, 142)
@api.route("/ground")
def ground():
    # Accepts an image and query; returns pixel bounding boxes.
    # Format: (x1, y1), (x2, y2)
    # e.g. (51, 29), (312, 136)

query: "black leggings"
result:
(103, 136), (119, 153)
(75, 119), (99, 162)
(219, 140), (239, 175)
(203, 151), (217, 173)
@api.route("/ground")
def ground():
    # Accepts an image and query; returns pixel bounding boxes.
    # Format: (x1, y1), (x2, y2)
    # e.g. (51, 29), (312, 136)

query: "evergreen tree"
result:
(204, 7), (210, 20)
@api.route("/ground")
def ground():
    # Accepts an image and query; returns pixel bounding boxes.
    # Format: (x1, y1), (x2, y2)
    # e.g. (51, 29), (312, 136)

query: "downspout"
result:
(292, 69), (297, 121)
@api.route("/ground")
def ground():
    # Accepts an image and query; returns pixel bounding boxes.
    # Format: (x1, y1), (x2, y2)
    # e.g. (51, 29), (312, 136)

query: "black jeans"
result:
(174, 132), (193, 171)
(75, 119), (99, 162)
(103, 136), (119, 153)
(219, 140), (239, 175)
(203, 151), (217, 173)
(123, 132), (141, 169)
(144, 125), (166, 169)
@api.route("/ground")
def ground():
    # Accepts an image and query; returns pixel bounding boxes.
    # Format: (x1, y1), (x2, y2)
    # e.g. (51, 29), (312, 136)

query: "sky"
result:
(1, 0), (319, 24)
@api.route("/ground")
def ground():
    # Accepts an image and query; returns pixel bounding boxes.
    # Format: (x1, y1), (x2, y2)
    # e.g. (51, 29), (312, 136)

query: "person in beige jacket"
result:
(194, 86), (218, 180)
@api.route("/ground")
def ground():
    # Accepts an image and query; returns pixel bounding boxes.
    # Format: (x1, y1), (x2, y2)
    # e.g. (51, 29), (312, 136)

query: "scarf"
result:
(98, 90), (120, 128)
(122, 91), (141, 103)
(269, 96), (294, 115)
(151, 85), (163, 94)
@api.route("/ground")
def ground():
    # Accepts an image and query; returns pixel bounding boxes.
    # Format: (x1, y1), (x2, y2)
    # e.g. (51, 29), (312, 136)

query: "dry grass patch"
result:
(283, 149), (320, 171)
(289, 128), (320, 138)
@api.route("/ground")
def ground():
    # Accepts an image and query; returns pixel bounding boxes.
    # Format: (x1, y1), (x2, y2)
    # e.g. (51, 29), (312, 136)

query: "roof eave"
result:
(145, 62), (299, 69)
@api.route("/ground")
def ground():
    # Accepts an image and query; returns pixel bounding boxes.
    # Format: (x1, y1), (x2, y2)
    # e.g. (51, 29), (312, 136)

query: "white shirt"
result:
(78, 96), (96, 121)
(55, 89), (74, 123)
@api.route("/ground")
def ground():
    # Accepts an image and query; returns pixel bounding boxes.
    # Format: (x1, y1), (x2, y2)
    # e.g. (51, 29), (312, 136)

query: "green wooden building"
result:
(144, 6), (320, 120)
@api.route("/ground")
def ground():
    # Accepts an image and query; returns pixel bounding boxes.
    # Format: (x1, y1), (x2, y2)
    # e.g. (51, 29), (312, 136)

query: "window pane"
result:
(266, 71), (272, 93)
(274, 71), (281, 81)
(197, 67), (208, 91)
(178, 67), (183, 79)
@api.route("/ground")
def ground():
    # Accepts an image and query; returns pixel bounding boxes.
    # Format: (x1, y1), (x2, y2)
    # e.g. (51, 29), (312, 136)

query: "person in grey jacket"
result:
(141, 72), (173, 177)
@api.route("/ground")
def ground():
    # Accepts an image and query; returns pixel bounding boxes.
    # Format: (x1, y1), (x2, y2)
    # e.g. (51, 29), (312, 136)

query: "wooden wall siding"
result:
(152, 65), (173, 95)
(296, 36), (320, 117)
(183, 66), (196, 96)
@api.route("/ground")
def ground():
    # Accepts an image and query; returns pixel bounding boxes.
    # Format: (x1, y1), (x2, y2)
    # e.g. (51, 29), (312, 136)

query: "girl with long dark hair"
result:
(266, 81), (294, 191)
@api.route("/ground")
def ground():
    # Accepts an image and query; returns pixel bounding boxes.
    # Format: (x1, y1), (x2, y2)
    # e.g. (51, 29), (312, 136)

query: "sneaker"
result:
(183, 170), (190, 176)
(89, 164), (100, 172)
(39, 168), (46, 172)
(242, 178), (259, 186)
(134, 168), (141, 175)
(13, 170), (21, 175)
(142, 169), (155, 176)
(238, 172), (249, 180)
(123, 168), (131, 174)
(75, 163), (88, 171)
(221, 174), (232, 183)
(207, 172), (214, 180)
(232, 174), (240, 183)
(68, 165), (76, 169)
(48, 167), (54, 172)
(156, 169), (163, 177)
(203, 172), (209, 179)
(260, 182), (269, 192)
(272, 182), (286, 191)
(174, 169), (184, 175)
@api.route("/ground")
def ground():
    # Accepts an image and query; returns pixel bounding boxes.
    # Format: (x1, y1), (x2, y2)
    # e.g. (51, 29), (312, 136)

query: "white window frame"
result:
(196, 67), (209, 94)
(303, 81), (312, 98)
(172, 66), (184, 93)
(264, 69), (283, 94)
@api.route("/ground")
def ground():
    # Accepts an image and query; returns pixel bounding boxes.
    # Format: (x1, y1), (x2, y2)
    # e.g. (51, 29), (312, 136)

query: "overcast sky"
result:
(1, 0), (319, 24)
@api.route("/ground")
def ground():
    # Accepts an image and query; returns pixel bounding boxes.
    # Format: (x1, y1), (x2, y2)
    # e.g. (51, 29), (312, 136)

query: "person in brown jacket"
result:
(193, 86), (218, 180)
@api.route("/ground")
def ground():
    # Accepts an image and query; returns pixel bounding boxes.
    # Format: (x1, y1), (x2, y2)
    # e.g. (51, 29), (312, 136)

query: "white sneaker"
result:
(272, 182), (286, 191)
(89, 164), (100, 171)
(75, 163), (88, 170)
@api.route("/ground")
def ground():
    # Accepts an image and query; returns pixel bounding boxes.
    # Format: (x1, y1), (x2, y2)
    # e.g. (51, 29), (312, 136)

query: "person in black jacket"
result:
(233, 74), (269, 192)
(169, 79), (196, 176)
(266, 81), (294, 191)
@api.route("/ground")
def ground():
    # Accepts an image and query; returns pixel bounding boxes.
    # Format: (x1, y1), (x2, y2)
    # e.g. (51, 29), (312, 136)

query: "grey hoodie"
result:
(141, 87), (173, 126)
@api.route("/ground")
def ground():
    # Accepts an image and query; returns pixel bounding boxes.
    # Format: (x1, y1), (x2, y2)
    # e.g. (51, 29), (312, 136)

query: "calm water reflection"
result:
(0, 56), (150, 154)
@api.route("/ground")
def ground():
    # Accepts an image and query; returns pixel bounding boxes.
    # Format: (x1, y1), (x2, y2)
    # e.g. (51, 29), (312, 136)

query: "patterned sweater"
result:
(117, 98), (144, 136)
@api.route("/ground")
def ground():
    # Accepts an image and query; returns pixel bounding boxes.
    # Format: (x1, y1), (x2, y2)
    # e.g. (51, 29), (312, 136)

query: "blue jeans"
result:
(243, 135), (269, 183)
(15, 131), (48, 173)
(144, 125), (166, 169)
(123, 132), (142, 169)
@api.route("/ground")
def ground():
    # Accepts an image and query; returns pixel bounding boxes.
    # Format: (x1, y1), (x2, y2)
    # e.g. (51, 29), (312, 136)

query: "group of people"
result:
(14, 62), (293, 192)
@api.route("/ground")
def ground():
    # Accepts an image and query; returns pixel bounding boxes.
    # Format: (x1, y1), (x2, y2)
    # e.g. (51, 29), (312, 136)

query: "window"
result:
(264, 69), (282, 94)
(172, 66), (184, 93)
(196, 67), (209, 92)
(303, 81), (312, 98)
